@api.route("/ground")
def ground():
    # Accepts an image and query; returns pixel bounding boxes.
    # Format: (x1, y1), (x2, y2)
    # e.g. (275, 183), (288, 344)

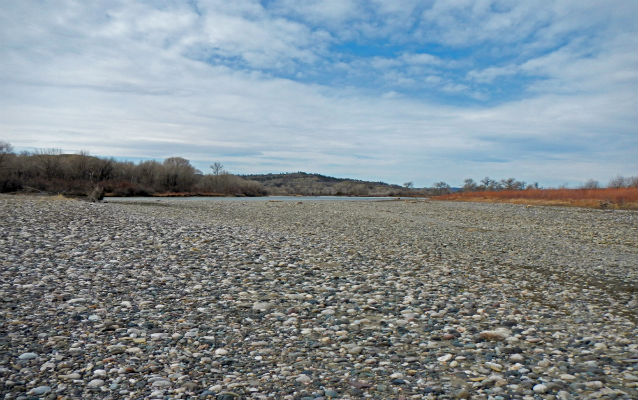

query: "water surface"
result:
(106, 195), (405, 203)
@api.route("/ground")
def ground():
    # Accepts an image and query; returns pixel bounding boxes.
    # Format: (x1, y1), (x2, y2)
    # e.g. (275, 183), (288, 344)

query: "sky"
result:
(0, 1), (636, 187)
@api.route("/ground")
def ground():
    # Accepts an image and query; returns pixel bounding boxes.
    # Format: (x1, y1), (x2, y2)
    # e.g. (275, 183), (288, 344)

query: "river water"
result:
(105, 195), (410, 202)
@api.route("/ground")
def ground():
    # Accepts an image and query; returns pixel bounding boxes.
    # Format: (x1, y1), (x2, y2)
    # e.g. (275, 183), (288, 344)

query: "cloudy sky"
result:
(1, 1), (636, 187)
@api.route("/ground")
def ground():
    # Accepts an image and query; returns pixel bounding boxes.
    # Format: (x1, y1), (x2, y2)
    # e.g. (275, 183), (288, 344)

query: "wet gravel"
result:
(1, 195), (637, 399)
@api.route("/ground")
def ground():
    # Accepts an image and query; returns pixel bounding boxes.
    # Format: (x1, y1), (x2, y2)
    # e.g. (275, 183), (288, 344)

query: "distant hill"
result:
(241, 172), (411, 196)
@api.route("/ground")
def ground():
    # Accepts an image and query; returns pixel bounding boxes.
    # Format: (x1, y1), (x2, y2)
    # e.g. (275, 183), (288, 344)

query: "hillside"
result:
(242, 172), (410, 196)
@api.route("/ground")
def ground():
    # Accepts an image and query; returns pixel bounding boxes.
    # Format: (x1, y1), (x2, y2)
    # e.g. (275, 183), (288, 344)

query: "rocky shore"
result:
(1, 195), (637, 399)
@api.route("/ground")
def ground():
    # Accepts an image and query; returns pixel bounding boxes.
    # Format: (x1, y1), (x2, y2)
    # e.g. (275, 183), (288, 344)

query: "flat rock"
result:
(479, 328), (511, 341)
(18, 352), (38, 360)
(87, 379), (105, 388)
(28, 386), (52, 395)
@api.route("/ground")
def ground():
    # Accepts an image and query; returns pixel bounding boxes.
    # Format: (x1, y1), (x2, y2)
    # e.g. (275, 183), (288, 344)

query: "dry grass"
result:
(432, 188), (638, 210)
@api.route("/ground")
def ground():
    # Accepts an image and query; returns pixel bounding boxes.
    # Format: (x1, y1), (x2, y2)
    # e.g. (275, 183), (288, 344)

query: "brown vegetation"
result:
(433, 188), (638, 210)
(0, 143), (266, 198)
(0, 142), (413, 198)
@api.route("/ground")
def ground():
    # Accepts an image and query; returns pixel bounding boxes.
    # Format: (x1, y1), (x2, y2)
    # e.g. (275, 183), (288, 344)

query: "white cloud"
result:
(269, 0), (360, 25)
(418, 0), (534, 46)
(400, 53), (442, 66)
(521, 33), (637, 95)
(195, 12), (322, 69)
(467, 65), (518, 83)
(0, 1), (635, 187)
(369, 57), (402, 70)
(424, 75), (442, 85)
(418, 1), (620, 49)
(441, 83), (469, 93)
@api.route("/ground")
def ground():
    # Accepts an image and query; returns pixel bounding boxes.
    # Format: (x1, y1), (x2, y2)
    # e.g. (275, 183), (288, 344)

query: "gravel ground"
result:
(1, 195), (637, 400)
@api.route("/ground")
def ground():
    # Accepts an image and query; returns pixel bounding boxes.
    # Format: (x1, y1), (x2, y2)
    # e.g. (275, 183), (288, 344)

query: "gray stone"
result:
(18, 352), (38, 360)
(87, 379), (104, 388)
(533, 383), (548, 393)
(28, 386), (52, 395)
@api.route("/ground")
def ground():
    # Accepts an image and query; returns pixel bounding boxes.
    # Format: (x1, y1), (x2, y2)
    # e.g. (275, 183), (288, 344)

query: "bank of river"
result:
(1, 195), (637, 399)
(106, 195), (406, 202)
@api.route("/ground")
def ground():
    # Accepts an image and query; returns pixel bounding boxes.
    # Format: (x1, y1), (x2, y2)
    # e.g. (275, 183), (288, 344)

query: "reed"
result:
(433, 188), (638, 209)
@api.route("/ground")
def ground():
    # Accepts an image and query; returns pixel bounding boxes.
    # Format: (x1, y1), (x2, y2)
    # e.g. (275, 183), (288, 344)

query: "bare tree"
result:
(462, 178), (477, 192)
(480, 177), (499, 191)
(87, 157), (114, 183)
(0, 150), (269, 197)
(581, 179), (599, 189)
(0, 141), (17, 192)
(433, 181), (451, 195)
(608, 175), (637, 188)
(210, 162), (224, 176)
(136, 160), (163, 189)
(65, 150), (91, 180)
(0, 141), (13, 154)
(500, 177), (526, 191)
(0, 141), (14, 167)
(403, 181), (413, 189)
(163, 157), (197, 192)
(34, 148), (64, 179)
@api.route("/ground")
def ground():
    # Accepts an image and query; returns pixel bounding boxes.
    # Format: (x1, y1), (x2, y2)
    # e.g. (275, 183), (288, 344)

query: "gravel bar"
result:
(1, 195), (637, 399)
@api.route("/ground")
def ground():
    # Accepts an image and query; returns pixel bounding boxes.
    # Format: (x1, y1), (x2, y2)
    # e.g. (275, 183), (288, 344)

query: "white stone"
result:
(252, 302), (272, 312)
(150, 332), (168, 340)
(485, 362), (503, 372)
(479, 328), (511, 341)
(295, 374), (312, 384)
(214, 348), (228, 356)
(39, 361), (55, 371)
(87, 379), (105, 388)
(585, 381), (603, 389)
(532, 384), (548, 393)
(59, 373), (81, 380)
(126, 347), (142, 354)
(624, 373), (638, 381)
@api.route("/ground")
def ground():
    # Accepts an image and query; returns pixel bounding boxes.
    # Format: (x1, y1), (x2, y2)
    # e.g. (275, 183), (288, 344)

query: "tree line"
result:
(0, 142), (265, 198)
(1, 141), (635, 199)
(458, 176), (637, 192)
(460, 177), (534, 192)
